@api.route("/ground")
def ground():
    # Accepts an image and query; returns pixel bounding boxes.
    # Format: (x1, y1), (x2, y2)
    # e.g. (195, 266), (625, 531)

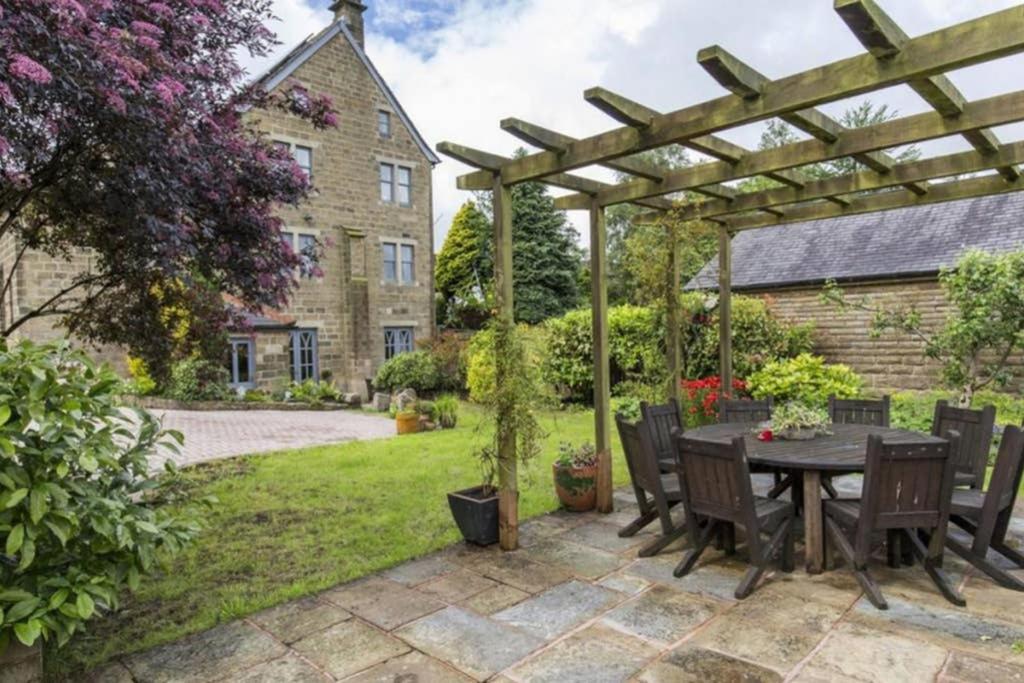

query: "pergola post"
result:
(493, 174), (518, 550)
(590, 198), (613, 513)
(718, 226), (733, 394)
(667, 222), (682, 411)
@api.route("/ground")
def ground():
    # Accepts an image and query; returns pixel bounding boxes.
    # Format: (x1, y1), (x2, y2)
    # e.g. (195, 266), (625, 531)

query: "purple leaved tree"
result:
(0, 0), (337, 380)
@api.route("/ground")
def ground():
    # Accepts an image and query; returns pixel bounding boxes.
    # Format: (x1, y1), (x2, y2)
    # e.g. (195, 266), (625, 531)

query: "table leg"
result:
(803, 470), (824, 574)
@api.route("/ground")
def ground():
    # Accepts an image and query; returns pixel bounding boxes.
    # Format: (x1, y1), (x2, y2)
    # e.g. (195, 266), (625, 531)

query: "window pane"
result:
(379, 164), (393, 202)
(397, 167), (411, 205)
(382, 242), (397, 282)
(274, 140), (290, 152)
(298, 233), (317, 278)
(378, 110), (391, 137)
(384, 327), (414, 360)
(293, 146), (312, 178)
(236, 343), (250, 383)
(400, 244), (414, 283)
(290, 330), (317, 381)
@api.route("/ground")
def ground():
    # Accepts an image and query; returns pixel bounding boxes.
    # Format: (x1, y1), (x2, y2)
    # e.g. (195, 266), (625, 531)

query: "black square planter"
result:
(447, 485), (499, 546)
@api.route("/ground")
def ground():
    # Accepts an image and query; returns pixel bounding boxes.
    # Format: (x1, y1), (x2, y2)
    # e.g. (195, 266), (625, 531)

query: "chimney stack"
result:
(330, 1), (367, 48)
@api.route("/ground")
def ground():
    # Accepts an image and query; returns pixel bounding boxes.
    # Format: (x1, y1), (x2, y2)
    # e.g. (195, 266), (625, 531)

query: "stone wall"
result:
(754, 278), (1024, 392)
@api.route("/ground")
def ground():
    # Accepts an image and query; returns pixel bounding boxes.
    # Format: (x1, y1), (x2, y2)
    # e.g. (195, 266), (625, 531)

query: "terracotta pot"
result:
(553, 462), (597, 511)
(395, 412), (419, 435)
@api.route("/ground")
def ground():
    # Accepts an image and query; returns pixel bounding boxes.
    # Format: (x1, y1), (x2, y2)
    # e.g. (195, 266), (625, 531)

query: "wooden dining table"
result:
(683, 422), (947, 574)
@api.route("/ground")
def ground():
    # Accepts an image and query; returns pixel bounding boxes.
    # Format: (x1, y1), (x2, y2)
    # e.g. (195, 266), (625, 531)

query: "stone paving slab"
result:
(794, 621), (947, 682)
(122, 621), (287, 683)
(939, 651), (1024, 682)
(635, 643), (783, 682)
(493, 579), (621, 640)
(600, 584), (721, 645)
(290, 619), (409, 679)
(504, 623), (658, 683)
(342, 651), (474, 682)
(233, 654), (328, 682)
(522, 538), (629, 580)
(457, 583), (532, 615)
(381, 553), (457, 586)
(417, 568), (498, 602)
(394, 606), (544, 680)
(323, 576), (445, 630)
(248, 597), (349, 644)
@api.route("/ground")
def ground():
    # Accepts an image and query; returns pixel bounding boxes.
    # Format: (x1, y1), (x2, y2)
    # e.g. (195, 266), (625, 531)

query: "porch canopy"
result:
(437, 0), (1024, 550)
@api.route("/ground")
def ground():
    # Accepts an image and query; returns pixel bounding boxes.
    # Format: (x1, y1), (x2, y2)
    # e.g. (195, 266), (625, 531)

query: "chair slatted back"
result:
(641, 400), (681, 465)
(980, 425), (1024, 538)
(857, 434), (956, 563)
(615, 416), (662, 495)
(931, 401), (996, 487)
(673, 434), (756, 529)
(829, 395), (890, 427)
(720, 398), (772, 424)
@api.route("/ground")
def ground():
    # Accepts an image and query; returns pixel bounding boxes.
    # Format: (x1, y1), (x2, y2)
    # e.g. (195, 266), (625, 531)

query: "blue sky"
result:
(256, 0), (1024, 249)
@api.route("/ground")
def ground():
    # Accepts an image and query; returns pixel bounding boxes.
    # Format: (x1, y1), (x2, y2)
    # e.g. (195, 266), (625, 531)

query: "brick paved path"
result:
(150, 409), (395, 468)
(94, 488), (1024, 682)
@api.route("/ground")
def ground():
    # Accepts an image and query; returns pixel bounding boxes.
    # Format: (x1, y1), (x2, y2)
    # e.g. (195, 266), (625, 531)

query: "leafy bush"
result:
(165, 357), (231, 401)
(419, 331), (469, 392)
(611, 397), (642, 422)
(242, 389), (269, 403)
(465, 324), (550, 404)
(433, 395), (459, 429)
(416, 400), (436, 420)
(0, 341), (204, 650)
(747, 353), (863, 409)
(287, 379), (340, 405)
(124, 356), (157, 396)
(374, 351), (442, 394)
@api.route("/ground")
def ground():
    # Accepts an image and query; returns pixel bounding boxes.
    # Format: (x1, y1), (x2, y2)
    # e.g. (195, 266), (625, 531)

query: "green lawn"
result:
(51, 404), (627, 676)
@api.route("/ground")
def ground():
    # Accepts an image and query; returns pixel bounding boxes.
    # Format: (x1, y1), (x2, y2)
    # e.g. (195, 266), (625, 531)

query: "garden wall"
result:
(755, 277), (1024, 392)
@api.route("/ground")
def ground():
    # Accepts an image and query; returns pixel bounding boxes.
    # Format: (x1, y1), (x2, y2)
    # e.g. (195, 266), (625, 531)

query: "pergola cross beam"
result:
(836, 0), (1019, 181)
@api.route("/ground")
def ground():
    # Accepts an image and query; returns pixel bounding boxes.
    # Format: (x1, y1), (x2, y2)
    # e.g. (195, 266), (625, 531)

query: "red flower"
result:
(758, 429), (773, 442)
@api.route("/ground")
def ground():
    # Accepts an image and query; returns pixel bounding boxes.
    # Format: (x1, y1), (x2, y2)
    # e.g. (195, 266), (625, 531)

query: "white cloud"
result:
(250, 0), (1024, 250)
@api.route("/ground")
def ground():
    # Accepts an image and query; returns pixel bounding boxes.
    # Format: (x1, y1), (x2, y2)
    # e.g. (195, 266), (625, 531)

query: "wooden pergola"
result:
(437, 0), (1024, 551)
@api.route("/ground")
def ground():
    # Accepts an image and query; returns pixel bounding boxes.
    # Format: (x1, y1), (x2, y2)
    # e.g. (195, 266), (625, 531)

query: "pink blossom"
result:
(0, 136), (10, 157)
(0, 80), (14, 106)
(130, 20), (163, 36)
(322, 111), (338, 127)
(148, 2), (173, 17)
(8, 54), (52, 84)
(153, 76), (185, 105)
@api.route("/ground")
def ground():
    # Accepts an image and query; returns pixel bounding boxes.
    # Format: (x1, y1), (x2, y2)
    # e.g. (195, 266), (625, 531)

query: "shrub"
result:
(433, 395), (459, 429)
(374, 351), (442, 394)
(124, 356), (157, 396)
(465, 324), (549, 404)
(165, 357), (231, 401)
(0, 341), (204, 650)
(419, 331), (468, 392)
(416, 400), (436, 421)
(612, 397), (642, 422)
(242, 389), (269, 403)
(747, 353), (862, 409)
(287, 379), (340, 405)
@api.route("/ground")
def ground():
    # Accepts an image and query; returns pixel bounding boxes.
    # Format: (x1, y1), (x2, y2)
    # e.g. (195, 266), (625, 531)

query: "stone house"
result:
(2, 1), (440, 396)
(686, 193), (1024, 391)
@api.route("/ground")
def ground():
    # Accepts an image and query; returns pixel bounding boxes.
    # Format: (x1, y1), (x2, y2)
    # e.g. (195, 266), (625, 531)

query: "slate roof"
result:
(252, 17), (439, 165)
(686, 192), (1024, 291)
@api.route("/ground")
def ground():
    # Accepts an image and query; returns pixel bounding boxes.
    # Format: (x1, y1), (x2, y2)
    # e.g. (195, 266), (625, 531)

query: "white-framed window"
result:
(227, 338), (255, 388)
(379, 162), (412, 205)
(381, 241), (414, 284)
(384, 327), (414, 360)
(274, 140), (313, 182)
(378, 110), (391, 138)
(289, 329), (319, 382)
(281, 231), (318, 278)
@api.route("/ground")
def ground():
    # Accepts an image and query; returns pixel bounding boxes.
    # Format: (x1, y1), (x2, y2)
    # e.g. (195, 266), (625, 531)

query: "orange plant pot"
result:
(395, 412), (419, 435)
(552, 462), (597, 512)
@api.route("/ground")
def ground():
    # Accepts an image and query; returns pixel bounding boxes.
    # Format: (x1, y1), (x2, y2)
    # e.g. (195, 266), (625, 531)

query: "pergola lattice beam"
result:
(583, 87), (807, 190)
(462, 5), (1024, 186)
(435, 141), (675, 211)
(836, 0), (1019, 181)
(556, 88), (1024, 207)
(698, 45), (928, 196)
(669, 140), (1024, 222)
(500, 117), (737, 201)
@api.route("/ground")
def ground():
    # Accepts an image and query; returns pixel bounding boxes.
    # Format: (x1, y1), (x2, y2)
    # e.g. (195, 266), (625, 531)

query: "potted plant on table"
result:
(553, 442), (598, 511)
(766, 401), (832, 441)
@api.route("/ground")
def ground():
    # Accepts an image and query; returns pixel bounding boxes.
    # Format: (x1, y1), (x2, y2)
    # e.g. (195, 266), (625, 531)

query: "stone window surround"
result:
(376, 156), (418, 208)
(378, 236), (418, 287)
(377, 106), (393, 138)
(282, 225), (324, 281)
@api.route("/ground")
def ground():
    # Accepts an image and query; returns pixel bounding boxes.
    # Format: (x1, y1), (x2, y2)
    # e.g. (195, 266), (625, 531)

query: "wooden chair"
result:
(824, 433), (963, 610)
(671, 430), (795, 599)
(822, 395), (892, 499)
(932, 400), (996, 489)
(640, 399), (682, 473)
(720, 397), (773, 424)
(945, 424), (1024, 591)
(615, 415), (687, 557)
(828, 395), (890, 427)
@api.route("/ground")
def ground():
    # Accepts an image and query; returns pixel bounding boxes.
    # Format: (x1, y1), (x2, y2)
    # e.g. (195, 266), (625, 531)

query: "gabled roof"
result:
(253, 18), (440, 165)
(686, 191), (1024, 291)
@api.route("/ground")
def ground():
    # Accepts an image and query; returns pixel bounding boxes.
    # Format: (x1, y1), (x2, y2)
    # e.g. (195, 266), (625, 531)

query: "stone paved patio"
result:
(93, 484), (1024, 682)
(150, 409), (394, 468)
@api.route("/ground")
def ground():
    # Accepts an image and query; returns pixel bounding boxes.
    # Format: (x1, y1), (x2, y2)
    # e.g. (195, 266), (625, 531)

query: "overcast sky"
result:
(245, 0), (1024, 249)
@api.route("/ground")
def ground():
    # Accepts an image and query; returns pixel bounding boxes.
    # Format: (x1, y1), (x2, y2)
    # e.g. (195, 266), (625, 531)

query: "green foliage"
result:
(611, 397), (642, 422)
(555, 442), (597, 469)
(436, 201), (492, 328)
(124, 356), (157, 396)
(0, 341), (203, 651)
(748, 354), (863, 409)
(416, 400), (436, 421)
(373, 351), (442, 394)
(823, 249), (1024, 406)
(770, 401), (831, 435)
(241, 389), (269, 403)
(420, 331), (469, 392)
(465, 324), (549, 404)
(433, 395), (459, 429)
(165, 357), (231, 402)
(621, 214), (717, 308)
(287, 380), (340, 405)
